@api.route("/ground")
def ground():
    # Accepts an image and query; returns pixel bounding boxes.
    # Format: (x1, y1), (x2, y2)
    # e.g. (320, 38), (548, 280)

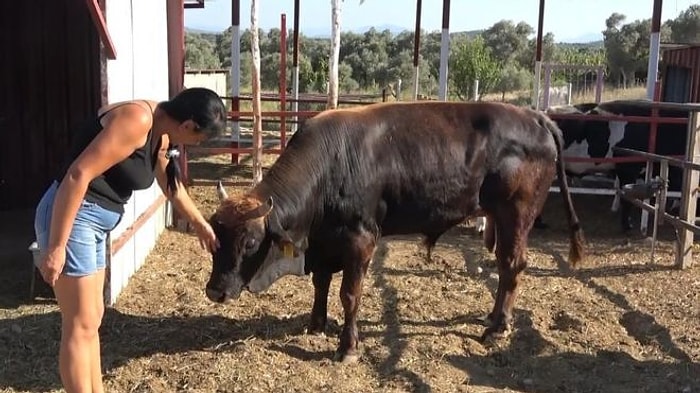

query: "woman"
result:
(34, 87), (227, 393)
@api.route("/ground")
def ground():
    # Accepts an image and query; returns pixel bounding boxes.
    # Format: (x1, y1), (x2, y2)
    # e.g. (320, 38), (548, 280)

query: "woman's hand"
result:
(193, 220), (220, 253)
(40, 246), (66, 287)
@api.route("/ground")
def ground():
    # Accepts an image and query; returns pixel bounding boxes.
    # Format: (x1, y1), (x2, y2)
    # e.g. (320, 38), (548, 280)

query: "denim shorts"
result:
(34, 181), (122, 277)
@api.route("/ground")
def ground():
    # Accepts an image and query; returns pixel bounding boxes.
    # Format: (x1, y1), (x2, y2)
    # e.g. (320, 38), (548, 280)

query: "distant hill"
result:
(558, 32), (604, 45)
(558, 40), (605, 49)
(186, 27), (222, 34)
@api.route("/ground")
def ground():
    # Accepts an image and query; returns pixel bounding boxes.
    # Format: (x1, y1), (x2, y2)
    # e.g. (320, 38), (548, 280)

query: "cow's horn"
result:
(247, 196), (274, 220)
(216, 180), (228, 201)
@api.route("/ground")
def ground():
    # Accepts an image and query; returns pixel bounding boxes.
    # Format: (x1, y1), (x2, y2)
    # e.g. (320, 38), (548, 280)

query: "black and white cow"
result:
(547, 100), (689, 231)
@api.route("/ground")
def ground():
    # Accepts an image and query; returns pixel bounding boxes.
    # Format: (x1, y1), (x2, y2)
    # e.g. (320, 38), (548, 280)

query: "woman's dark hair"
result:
(159, 87), (227, 138)
(159, 87), (228, 195)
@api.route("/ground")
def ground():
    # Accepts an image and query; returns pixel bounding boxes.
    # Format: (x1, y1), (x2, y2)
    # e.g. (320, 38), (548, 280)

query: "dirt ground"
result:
(1, 153), (699, 393)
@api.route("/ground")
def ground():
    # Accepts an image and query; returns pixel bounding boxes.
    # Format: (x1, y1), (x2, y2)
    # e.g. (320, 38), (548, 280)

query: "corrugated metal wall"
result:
(0, 0), (101, 210)
(661, 46), (700, 103)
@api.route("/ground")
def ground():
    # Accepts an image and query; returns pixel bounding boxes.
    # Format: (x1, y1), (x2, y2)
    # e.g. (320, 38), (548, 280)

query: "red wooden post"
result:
(280, 14), (288, 149)
(230, 0), (241, 164)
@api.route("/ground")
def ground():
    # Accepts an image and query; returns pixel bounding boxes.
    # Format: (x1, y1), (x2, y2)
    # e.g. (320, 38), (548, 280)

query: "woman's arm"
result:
(41, 103), (151, 285)
(153, 139), (219, 252)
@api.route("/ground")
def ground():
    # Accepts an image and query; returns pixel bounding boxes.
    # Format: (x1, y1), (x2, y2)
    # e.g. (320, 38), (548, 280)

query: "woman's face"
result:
(170, 120), (209, 145)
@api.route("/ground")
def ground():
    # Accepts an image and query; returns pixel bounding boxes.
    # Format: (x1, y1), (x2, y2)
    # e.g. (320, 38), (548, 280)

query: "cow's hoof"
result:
(476, 314), (493, 326)
(305, 328), (326, 337)
(479, 322), (512, 342)
(306, 317), (327, 335)
(306, 325), (326, 335)
(333, 350), (360, 364)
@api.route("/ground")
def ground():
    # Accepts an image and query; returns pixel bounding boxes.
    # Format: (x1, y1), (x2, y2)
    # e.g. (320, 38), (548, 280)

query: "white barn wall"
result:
(184, 71), (229, 97)
(104, 0), (171, 305)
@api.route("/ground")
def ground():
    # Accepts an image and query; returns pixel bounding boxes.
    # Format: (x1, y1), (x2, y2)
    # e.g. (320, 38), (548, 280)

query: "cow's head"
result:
(205, 184), (308, 303)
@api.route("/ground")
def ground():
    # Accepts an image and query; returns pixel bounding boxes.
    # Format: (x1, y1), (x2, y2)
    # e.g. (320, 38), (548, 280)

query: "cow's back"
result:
(293, 102), (558, 237)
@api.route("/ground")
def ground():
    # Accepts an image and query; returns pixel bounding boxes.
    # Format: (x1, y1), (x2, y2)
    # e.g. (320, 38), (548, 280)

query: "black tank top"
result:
(56, 101), (160, 214)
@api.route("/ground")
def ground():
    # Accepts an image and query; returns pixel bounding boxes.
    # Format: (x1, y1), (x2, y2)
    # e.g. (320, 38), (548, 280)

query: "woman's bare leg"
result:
(54, 273), (103, 393)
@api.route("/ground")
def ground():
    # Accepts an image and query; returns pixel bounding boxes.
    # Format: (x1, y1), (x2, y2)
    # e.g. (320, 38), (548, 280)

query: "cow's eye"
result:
(244, 238), (257, 250)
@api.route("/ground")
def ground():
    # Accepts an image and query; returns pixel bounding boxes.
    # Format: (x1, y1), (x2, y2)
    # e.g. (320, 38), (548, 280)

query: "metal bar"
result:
(663, 212), (700, 235)
(228, 110), (319, 118)
(614, 147), (700, 171)
(230, 96), (381, 105)
(548, 186), (690, 200)
(559, 155), (684, 164)
(547, 113), (688, 124)
(622, 195), (658, 215)
(651, 160), (670, 263)
(186, 147), (284, 155)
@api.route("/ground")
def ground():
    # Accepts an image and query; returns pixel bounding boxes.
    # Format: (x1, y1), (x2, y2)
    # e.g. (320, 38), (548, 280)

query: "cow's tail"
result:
(540, 112), (586, 267)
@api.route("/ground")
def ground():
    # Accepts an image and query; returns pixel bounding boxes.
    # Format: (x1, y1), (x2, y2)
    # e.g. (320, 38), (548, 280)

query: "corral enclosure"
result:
(1, 153), (699, 393)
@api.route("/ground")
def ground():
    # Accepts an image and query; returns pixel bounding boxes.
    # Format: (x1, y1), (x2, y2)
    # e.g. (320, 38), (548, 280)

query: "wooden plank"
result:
(676, 111), (700, 268)
(110, 195), (167, 255)
(85, 0), (117, 59)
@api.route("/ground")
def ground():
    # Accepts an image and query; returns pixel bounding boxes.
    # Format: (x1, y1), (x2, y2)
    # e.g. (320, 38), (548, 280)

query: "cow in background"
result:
(546, 100), (690, 231)
(205, 101), (585, 363)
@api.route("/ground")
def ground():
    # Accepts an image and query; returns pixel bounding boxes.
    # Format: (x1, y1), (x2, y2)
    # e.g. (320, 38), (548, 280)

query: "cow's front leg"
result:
(307, 271), (332, 334)
(620, 199), (635, 232)
(334, 231), (376, 363)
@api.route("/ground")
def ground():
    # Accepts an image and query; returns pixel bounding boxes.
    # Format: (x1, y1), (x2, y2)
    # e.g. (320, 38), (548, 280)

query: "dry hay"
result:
(1, 154), (699, 393)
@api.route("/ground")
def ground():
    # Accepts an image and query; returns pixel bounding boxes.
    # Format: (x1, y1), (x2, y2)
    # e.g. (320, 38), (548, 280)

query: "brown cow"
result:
(205, 101), (585, 363)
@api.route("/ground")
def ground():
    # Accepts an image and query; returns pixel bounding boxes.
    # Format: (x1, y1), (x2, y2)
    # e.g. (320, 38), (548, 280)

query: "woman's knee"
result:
(61, 309), (102, 340)
(55, 276), (104, 340)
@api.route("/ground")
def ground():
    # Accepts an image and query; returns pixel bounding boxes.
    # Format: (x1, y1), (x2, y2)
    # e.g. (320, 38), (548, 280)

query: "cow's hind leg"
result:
(481, 163), (553, 341)
(334, 228), (376, 363)
(481, 204), (530, 340)
(307, 271), (332, 334)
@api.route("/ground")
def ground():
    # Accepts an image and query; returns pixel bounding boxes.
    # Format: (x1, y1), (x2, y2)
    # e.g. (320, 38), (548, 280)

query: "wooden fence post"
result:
(676, 110), (700, 268)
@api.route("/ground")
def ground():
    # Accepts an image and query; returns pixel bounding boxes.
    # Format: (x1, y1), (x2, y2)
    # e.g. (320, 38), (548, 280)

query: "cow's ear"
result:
(266, 209), (290, 239)
(275, 236), (307, 258)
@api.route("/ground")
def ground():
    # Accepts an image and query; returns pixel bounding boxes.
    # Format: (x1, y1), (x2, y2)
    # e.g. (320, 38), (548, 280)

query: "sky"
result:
(184, 0), (698, 43)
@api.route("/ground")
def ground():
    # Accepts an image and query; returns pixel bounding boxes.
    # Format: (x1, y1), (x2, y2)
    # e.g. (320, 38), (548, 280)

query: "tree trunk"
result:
(327, 0), (341, 109)
(250, 0), (263, 183)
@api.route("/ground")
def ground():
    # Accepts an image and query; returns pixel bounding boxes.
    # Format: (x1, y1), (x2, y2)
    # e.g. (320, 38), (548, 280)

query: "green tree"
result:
(449, 36), (500, 100)
(494, 65), (532, 101)
(185, 33), (221, 69)
(481, 20), (534, 65)
(669, 4), (700, 43)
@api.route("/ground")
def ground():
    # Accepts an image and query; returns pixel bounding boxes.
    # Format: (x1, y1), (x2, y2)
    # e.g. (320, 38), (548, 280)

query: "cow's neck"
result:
(250, 176), (318, 242)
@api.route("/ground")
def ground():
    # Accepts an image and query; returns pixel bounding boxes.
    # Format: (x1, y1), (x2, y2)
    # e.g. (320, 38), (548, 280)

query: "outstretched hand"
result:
(194, 221), (220, 253)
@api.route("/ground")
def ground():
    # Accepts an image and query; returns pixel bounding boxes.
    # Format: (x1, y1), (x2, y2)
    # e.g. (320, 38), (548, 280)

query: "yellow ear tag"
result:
(282, 243), (294, 258)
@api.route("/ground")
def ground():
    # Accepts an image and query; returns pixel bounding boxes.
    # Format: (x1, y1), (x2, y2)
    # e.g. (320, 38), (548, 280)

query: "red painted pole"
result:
(280, 14), (288, 149)
(231, 0), (241, 164)
(412, 0), (422, 100)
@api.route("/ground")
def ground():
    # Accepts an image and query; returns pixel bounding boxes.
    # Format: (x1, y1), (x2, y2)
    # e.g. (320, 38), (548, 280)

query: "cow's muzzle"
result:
(205, 287), (228, 303)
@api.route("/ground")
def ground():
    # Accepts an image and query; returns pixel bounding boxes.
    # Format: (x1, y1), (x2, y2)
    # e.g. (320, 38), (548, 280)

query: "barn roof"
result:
(661, 42), (700, 51)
